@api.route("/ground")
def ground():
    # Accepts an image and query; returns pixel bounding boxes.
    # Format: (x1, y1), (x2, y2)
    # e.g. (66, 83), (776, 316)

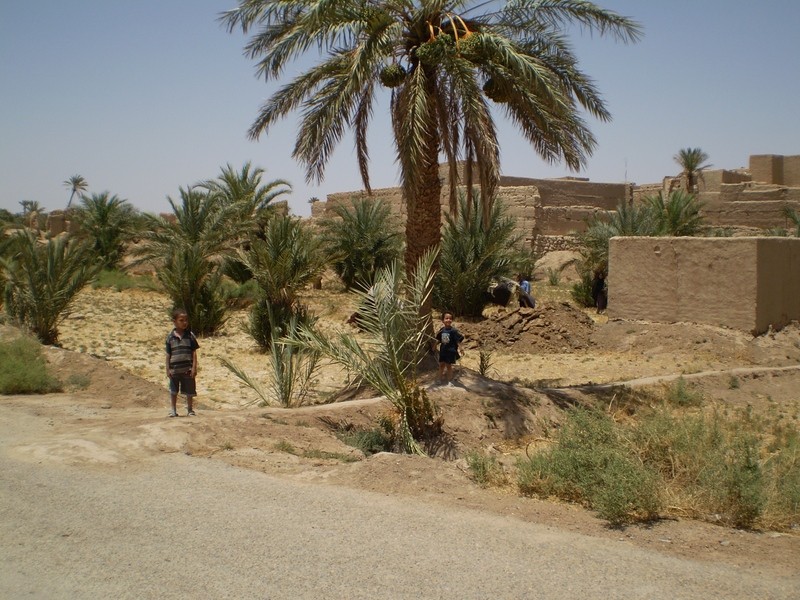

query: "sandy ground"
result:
(2, 284), (800, 583)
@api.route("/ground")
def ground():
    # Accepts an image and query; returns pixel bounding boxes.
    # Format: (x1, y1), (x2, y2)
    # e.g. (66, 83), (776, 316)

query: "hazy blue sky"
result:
(2, 1), (798, 217)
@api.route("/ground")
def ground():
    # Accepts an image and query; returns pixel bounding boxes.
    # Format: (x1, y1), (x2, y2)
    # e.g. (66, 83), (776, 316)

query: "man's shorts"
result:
(169, 374), (196, 396)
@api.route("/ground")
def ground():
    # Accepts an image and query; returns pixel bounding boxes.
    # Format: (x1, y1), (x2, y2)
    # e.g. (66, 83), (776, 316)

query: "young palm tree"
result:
(198, 162), (293, 282)
(199, 162), (291, 225)
(64, 175), (88, 209)
(238, 216), (328, 349)
(434, 192), (527, 317)
(645, 190), (705, 237)
(221, 1), (641, 276)
(783, 206), (800, 237)
(1, 230), (100, 344)
(320, 198), (403, 290)
(674, 148), (711, 193)
(132, 188), (238, 335)
(579, 202), (656, 275)
(74, 192), (137, 269)
(290, 250), (440, 455)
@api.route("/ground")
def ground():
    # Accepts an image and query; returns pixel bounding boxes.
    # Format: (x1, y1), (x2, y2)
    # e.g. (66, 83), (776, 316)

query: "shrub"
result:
(466, 450), (506, 488)
(518, 408), (662, 525)
(570, 262), (595, 307)
(546, 268), (561, 286)
(0, 336), (62, 394)
(665, 376), (703, 407)
(338, 427), (393, 456)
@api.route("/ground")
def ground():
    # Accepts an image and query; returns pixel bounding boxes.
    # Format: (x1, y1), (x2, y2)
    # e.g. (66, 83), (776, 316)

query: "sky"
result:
(1, 1), (798, 218)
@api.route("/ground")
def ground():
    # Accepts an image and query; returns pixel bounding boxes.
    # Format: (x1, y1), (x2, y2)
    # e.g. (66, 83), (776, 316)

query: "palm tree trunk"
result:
(404, 144), (442, 277)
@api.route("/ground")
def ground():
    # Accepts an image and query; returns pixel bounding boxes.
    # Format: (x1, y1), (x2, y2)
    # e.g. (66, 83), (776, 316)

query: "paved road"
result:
(2, 448), (798, 600)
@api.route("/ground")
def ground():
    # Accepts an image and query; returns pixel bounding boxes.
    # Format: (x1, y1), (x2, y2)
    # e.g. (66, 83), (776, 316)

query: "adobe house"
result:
(608, 236), (800, 335)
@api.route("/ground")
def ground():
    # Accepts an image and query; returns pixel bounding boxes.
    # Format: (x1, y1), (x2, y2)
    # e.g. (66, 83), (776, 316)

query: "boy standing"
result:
(436, 312), (464, 386)
(165, 308), (199, 417)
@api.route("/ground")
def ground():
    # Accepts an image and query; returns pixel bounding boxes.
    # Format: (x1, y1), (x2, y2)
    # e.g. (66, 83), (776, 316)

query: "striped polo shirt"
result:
(166, 329), (199, 375)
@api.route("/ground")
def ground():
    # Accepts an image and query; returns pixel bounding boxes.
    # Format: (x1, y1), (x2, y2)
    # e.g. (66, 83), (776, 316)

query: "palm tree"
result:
(644, 190), (705, 237)
(238, 215), (328, 349)
(290, 250), (440, 455)
(74, 192), (137, 269)
(434, 191), (527, 317)
(320, 197), (403, 290)
(131, 187), (238, 335)
(199, 162), (291, 226)
(674, 148), (711, 193)
(1, 230), (100, 344)
(783, 206), (800, 237)
(221, 1), (641, 276)
(64, 175), (88, 209)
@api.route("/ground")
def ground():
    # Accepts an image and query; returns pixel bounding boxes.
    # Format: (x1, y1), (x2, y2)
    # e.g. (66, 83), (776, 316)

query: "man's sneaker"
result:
(168, 410), (178, 418)
(187, 410), (196, 416)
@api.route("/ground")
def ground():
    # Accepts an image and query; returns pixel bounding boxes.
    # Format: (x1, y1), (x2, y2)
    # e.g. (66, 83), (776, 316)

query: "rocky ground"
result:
(2, 280), (800, 578)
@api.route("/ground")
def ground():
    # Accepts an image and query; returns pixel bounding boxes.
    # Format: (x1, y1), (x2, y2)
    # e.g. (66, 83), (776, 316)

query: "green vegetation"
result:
(132, 187), (237, 335)
(434, 193), (530, 317)
(674, 147), (711, 193)
(477, 348), (494, 378)
(92, 269), (160, 292)
(320, 198), (403, 290)
(517, 393), (800, 529)
(337, 427), (393, 456)
(466, 450), (506, 488)
(574, 191), (706, 305)
(2, 230), (101, 344)
(290, 250), (441, 455)
(0, 336), (61, 394)
(240, 216), (327, 350)
(223, 0), (640, 292)
(665, 376), (703, 407)
(73, 192), (138, 269)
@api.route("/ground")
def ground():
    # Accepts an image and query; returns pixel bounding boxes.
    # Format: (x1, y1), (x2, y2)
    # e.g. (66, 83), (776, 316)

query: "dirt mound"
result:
(460, 303), (595, 354)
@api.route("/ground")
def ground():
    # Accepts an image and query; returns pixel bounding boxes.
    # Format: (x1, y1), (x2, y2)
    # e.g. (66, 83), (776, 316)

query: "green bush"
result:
(666, 376), (703, 407)
(518, 408), (662, 525)
(338, 427), (393, 456)
(466, 450), (506, 488)
(0, 337), (62, 394)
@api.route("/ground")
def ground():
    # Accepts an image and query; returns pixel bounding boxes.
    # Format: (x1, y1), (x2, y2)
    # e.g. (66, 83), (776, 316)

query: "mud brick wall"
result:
(750, 155), (800, 187)
(608, 237), (800, 334)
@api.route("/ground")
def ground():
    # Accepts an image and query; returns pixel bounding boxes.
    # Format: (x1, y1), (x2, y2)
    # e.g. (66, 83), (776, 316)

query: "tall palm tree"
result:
(221, 1), (641, 275)
(64, 175), (88, 209)
(673, 148), (711, 193)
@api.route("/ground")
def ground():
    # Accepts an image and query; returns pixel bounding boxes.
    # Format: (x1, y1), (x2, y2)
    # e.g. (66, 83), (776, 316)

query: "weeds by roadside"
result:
(0, 336), (62, 394)
(516, 395), (800, 530)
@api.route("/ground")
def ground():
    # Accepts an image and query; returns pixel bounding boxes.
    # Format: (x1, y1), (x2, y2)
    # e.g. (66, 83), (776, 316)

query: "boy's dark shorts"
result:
(169, 374), (196, 396)
(439, 349), (459, 365)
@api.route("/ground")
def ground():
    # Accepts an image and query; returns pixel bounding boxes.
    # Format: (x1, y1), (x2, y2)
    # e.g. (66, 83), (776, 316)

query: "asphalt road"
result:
(2, 448), (798, 600)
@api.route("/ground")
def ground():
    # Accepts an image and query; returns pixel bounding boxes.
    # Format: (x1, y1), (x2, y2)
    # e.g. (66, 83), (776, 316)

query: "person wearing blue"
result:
(518, 274), (535, 308)
(165, 308), (200, 417)
(436, 312), (464, 386)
